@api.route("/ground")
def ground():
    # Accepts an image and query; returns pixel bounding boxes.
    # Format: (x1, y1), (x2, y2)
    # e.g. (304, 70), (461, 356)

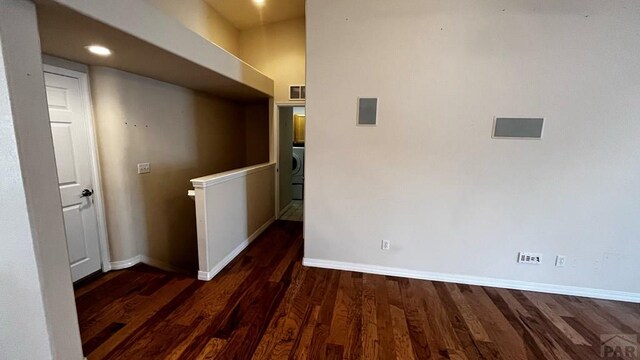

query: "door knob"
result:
(81, 189), (94, 197)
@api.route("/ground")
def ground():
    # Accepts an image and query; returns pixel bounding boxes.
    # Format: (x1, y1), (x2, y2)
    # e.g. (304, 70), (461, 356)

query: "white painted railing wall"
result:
(191, 163), (276, 280)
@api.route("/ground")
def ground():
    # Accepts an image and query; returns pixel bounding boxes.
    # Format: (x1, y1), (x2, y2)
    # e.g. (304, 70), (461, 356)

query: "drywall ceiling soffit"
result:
(35, 1), (274, 100)
(204, 0), (305, 30)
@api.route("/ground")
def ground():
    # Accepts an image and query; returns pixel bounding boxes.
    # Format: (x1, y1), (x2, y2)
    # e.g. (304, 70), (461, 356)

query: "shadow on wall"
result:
(91, 66), (269, 272)
(138, 94), (246, 271)
(244, 100), (270, 166)
(149, 97), (270, 270)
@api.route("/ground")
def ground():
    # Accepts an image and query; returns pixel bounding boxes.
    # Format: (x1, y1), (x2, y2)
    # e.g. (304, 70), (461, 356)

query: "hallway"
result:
(75, 221), (640, 359)
(280, 200), (303, 222)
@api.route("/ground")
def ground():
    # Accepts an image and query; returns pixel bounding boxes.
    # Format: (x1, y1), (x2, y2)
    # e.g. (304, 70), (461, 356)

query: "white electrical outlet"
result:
(518, 252), (543, 264)
(137, 162), (150, 174)
(381, 240), (391, 251)
(555, 255), (566, 267)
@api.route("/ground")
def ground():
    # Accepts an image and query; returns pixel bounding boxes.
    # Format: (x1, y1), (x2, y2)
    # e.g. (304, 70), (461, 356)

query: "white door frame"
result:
(43, 56), (112, 273)
(274, 101), (305, 220)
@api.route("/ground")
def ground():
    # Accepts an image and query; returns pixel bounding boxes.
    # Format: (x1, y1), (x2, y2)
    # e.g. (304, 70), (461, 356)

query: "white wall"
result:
(90, 66), (269, 270)
(305, 0), (640, 297)
(192, 163), (276, 280)
(0, 21), (52, 360)
(0, 1), (83, 358)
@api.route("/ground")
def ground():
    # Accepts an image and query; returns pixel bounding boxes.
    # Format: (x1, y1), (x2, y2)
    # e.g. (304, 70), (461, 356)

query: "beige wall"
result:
(145, 0), (240, 56)
(244, 101), (271, 166)
(306, 0), (640, 297)
(90, 66), (268, 270)
(240, 17), (306, 102)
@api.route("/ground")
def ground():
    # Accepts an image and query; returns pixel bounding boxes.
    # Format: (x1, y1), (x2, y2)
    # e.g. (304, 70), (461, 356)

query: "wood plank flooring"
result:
(75, 221), (640, 359)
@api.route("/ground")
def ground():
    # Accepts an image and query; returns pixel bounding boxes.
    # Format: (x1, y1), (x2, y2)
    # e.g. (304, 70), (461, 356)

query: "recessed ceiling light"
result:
(85, 45), (112, 57)
(252, 0), (265, 7)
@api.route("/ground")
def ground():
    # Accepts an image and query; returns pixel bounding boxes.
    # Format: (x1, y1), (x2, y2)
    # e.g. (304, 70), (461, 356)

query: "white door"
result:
(45, 70), (102, 281)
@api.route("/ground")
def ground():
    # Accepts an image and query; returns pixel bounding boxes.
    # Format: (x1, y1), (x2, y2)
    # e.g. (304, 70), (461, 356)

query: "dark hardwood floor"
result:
(75, 221), (640, 359)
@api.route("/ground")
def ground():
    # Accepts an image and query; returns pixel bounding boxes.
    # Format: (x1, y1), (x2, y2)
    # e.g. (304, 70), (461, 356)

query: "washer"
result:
(292, 147), (304, 200)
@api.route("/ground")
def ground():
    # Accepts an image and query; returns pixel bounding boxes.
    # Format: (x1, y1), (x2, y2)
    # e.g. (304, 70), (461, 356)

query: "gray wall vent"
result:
(493, 117), (544, 139)
(289, 85), (305, 100)
(357, 98), (378, 126)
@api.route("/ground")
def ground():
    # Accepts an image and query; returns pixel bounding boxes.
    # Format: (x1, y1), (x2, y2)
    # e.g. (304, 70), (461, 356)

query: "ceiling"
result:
(204, 0), (305, 30)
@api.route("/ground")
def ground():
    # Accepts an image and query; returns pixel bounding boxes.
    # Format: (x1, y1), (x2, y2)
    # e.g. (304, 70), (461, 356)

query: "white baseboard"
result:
(302, 258), (640, 303)
(110, 255), (142, 270)
(110, 255), (186, 273)
(109, 215), (277, 279)
(101, 261), (112, 272)
(198, 216), (276, 281)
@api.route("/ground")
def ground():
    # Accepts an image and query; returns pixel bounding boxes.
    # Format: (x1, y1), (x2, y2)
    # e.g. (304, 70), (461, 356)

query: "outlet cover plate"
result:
(518, 252), (543, 264)
(381, 240), (391, 251)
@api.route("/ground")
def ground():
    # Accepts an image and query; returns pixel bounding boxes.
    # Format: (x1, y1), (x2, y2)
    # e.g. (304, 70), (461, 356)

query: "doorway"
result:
(277, 105), (305, 222)
(44, 63), (110, 281)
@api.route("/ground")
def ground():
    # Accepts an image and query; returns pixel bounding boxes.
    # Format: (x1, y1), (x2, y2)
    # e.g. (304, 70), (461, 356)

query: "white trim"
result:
(288, 84), (306, 101)
(277, 100), (306, 107)
(197, 272), (213, 281)
(198, 216), (275, 281)
(270, 98), (278, 222)
(42, 60), (112, 272)
(110, 254), (187, 273)
(191, 162), (275, 189)
(194, 187), (209, 277)
(110, 255), (141, 270)
(275, 104), (282, 221)
(42, 55), (88, 73)
(274, 103), (305, 220)
(302, 258), (640, 303)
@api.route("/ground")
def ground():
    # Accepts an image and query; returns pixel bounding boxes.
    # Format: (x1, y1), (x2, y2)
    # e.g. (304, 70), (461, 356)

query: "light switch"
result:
(137, 163), (150, 174)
